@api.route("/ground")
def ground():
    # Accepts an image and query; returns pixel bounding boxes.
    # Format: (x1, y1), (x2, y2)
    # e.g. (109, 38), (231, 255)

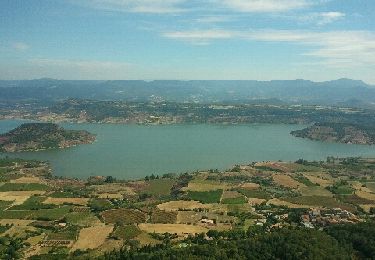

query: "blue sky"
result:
(1, 0), (375, 83)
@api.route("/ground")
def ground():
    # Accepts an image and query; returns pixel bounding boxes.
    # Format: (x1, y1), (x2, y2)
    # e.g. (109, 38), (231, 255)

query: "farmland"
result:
(0, 157), (375, 258)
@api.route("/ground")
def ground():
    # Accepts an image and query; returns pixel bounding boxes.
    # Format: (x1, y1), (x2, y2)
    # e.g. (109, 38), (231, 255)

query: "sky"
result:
(0, 0), (375, 84)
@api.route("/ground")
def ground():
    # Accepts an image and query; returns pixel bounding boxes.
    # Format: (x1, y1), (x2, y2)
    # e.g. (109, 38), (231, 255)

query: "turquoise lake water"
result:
(1, 120), (374, 179)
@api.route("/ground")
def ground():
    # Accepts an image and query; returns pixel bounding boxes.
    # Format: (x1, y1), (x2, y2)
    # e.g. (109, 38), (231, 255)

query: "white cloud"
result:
(12, 42), (30, 51)
(299, 12), (345, 25)
(248, 30), (375, 67)
(219, 0), (312, 13)
(163, 30), (235, 45)
(195, 15), (233, 24)
(76, 0), (186, 14)
(317, 12), (345, 25)
(75, 0), (327, 14)
(28, 58), (131, 79)
(163, 28), (375, 67)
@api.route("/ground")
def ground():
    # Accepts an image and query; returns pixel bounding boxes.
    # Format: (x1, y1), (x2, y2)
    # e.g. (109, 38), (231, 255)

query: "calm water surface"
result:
(1, 120), (374, 179)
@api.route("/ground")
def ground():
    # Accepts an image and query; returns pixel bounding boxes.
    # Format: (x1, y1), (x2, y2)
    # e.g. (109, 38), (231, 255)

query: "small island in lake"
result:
(0, 123), (96, 152)
(291, 123), (375, 145)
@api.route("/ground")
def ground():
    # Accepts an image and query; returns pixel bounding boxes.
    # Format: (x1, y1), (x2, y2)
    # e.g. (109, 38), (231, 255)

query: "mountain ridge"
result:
(0, 78), (374, 107)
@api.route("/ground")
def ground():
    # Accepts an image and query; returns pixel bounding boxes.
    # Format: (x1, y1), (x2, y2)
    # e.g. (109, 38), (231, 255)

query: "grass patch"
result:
(111, 225), (141, 240)
(101, 208), (146, 225)
(144, 179), (175, 196)
(254, 166), (283, 172)
(29, 206), (72, 221)
(64, 212), (98, 226)
(187, 189), (223, 204)
(47, 225), (79, 240)
(9, 196), (56, 210)
(0, 183), (49, 191)
(221, 196), (247, 204)
(292, 174), (317, 187)
(0, 210), (32, 219)
(237, 188), (271, 200)
(328, 182), (354, 195)
(337, 194), (375, 205)
(0, 200), (12, 211)
(0, 225), (11, 234)
(88, 198), (113, 212)
(150, 210), (177, 224)
(49, 191), (77, 198)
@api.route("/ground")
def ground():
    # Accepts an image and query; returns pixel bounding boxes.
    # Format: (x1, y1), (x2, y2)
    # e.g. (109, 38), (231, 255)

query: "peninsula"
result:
(0, 123), (96, 152)
(291, 123), (375, 145)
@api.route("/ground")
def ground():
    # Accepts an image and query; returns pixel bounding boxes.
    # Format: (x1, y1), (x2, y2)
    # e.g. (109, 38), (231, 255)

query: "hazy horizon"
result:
(1, 0), (375, 84)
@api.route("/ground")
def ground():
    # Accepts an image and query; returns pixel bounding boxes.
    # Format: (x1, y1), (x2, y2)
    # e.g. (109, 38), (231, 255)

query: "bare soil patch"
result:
(272, 174), (305, 189)
(138, 223), (208, 235)
(71, 225), (114, 250)
(157, 200), (211, 211)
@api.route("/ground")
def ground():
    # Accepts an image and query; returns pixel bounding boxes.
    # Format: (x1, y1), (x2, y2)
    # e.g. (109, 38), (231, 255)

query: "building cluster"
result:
(302, 208), (361, 228)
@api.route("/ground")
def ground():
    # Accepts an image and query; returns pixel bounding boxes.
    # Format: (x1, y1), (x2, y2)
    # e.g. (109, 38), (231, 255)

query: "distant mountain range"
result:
(0, 78), (374, 107)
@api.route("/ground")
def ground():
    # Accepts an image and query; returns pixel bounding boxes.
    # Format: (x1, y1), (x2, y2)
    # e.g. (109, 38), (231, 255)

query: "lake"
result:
(1, 120), (375, 179)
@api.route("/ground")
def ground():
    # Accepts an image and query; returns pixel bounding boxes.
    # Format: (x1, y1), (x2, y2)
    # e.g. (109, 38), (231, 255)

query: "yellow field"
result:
(43, 197), (89, 206)
(135, 232), (162, 246)
(221, 190), (242, 199)
(96, 193), (123, 199)
(355, 190), (375, 201)
(93, 239), (123, 256)
(0, 219), (33, 226)
(157, 200), (211, 211)
(183, 181), (230, 192)
(138, 223), (208, 235)
(4, 225), (38, 239)
(72, 225), (114, 250)
(176, 211), (202, 224)
(272, 174), (305, 189)
(303, 173), (334, 187)
(176, 211), (235, 224)
(240, 182), (260, 190)
(350, 181), (373, 193)
(10, 176), (43, 184)
(359, 204), (375, 213)
(267, 198), (310, 209)
(0, 190), (46, 205)
(91, 183), (136, 195)
(298, 186), (333, 197)
(248, 198), (267, 206)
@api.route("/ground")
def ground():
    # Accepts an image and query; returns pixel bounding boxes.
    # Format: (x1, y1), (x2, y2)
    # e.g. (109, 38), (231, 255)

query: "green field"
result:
(221, 196), (247, 204)
(292, 174), (317, 187)
(64, 212), (99, 226)
(0, 200), (12, 211)
(337, 195), (375, 205)
(88, 198), (113, 212)
(143, 179), (175, 196)
(187, 189), (223, 204)
(29, 206), (72, 220)
(237, 188), (271, 200)
(9, 196), (56, 210)
(47, 225), (79, 240)
(111, 225), (141, 240)
(328, 183), (354, 195)
(0, 183), (49, 191)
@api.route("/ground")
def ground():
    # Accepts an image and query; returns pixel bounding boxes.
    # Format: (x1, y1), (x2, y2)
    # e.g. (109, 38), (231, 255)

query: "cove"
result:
(1, 120), (374, 179)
